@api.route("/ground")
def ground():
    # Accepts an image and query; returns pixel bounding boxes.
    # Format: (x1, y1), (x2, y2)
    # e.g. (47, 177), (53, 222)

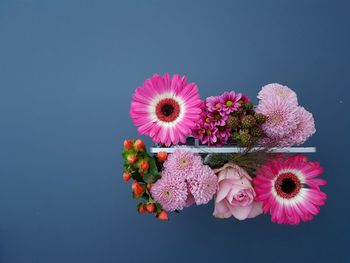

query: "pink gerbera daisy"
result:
(220, 91), (242, 114)
(150, 171), (188, 212)
(253, 154), (327, 225)
(256, 97), (299, 138)
(130, 73), (203, 146)
(258, 83), (298, 105)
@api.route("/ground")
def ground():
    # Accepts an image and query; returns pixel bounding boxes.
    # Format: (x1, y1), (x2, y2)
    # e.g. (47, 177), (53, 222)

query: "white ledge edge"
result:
(150, 147), (316, 154)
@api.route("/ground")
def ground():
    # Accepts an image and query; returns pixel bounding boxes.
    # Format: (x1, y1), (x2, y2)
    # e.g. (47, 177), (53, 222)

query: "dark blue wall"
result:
(0, 1), (349, 262)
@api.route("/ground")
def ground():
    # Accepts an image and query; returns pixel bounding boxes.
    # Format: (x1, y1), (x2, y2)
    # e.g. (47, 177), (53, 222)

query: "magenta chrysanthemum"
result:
(130, 73), (202, 146)
(253, 154), (327, 225)
(188, 165), (218, 205)
(208, 110), (228, 126)
(206, 96), (223, 112)
(220, 91), (242, 114)
(163, 149), (202, 179)
(150, 171), (188, 212)
(256, 98), (299, 138)
(258, 83), (298, 105)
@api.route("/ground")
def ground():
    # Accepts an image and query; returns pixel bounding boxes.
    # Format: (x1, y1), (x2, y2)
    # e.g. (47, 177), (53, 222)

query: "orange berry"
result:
(134, 139), (145, 151)
(157, 151), (168, 162)
(127, 155), (137, 164)
(138, 205), (146, 214)
(140, 160), (149, 171)
(123, 140), (133, 150)
(157, 211), (168, 220)
(123, 171), (131, 182)
(133, 181), (143, 195)
(145, 203), (155, 213)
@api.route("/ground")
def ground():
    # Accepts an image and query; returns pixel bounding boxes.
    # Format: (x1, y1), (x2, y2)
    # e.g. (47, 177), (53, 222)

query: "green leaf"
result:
(155, 203), (163, 213)
(143, 157), (160, 184)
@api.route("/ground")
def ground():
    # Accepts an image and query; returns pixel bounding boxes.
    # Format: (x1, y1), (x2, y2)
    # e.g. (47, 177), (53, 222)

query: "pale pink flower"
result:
(258, 83), (298, 105)
(213, 163), (263, 220)
(256, 97), (299, 138)
(150, 171), (188, 212)
(188, 165), (218, 205)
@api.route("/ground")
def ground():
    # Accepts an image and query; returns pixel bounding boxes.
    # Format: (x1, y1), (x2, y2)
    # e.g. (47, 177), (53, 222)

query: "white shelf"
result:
(150, 146), (316, 154)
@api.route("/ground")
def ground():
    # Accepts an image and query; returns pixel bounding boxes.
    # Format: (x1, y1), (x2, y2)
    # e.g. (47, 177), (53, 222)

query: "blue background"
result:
(0, 0), (349, 262)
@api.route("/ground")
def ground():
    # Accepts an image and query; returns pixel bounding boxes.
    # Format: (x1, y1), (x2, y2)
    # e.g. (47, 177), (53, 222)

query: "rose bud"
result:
(134, 139), (145, 151)
(123, 140), (133, 150)
(157, 151), (168, 162)
(145, 203), (155, 213)
(157, 211), (168, 221)
(127, 155), (137, 164)
(139, 160), (149, 171)
(123, 171), (131, 182)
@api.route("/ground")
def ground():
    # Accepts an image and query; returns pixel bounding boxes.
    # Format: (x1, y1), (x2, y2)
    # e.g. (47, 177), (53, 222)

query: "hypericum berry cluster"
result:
(228, 102), (266, 147)
(122, 139), (169, 220)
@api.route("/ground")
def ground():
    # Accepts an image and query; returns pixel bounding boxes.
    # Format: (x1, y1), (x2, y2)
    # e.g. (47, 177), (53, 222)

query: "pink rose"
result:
(213, 163), (263, 220)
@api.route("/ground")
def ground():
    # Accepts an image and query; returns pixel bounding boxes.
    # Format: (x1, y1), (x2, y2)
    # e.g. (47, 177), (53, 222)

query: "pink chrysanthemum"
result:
(256, 98), (299, 138)
(239, 94), (250, 104)
(208, 110), (228, 126)
(258, 83), (298, 105)
(130, 73), (202, 146)
(201, 123), (219, 145)
(206, 96), (223, 112)
(163, 149), (203, 179)
(217, 126), (231, 144)
(285, 107), (316, 146)
(188, 165), (218, 205)
(220, 91), (242, 114)
(150, 171), (188, 212)
(253, 154), (327, 225)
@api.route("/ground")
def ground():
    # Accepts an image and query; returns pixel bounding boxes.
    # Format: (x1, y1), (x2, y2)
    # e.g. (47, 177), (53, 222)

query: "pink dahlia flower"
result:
(130, 73), (202, 146)
(150, 171), (188, 212)
(188, 165), (218, 205)
(220, 91), (242, 114)
(256, 97), (299, 138)
(258, 83), (298, 105)
(253, 154), (327, 225)
(213, 163), (263, 220)
(163, 149), (203, 179)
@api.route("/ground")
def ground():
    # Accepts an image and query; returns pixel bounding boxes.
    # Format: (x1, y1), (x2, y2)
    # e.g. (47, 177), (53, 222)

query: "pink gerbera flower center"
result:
(155, 98), (181, 122)
(274, 172), (302, 199)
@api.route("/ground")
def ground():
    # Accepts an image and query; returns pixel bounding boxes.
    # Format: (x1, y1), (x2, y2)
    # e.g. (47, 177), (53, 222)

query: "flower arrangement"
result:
(122, 73), (326, 225)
